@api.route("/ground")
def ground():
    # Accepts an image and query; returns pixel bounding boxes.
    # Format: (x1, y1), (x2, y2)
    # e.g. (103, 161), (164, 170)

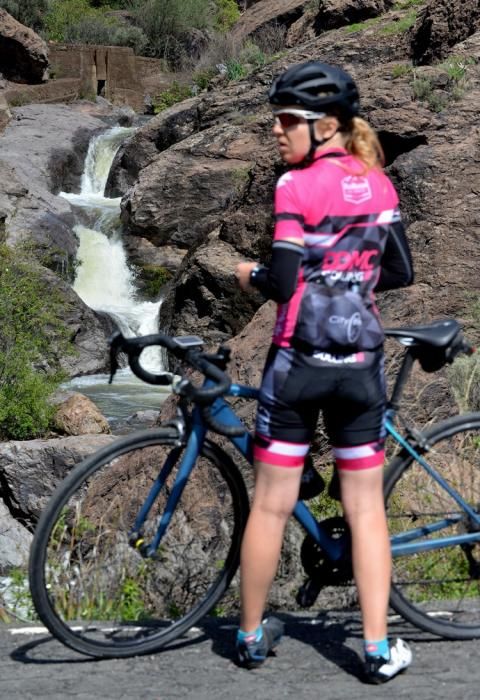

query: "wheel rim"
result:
(387, 421), (480, 634)
(35, 440), (245, 655)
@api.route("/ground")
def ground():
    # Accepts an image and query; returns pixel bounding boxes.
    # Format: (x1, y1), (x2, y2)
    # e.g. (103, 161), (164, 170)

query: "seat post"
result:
(387, 350), (415, 415)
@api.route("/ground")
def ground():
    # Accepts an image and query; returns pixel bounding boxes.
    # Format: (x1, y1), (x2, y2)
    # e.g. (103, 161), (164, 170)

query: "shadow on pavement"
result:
(8, 609), (444, 673)
(10, 628), (209, 665)
(203, 609), (444, 679)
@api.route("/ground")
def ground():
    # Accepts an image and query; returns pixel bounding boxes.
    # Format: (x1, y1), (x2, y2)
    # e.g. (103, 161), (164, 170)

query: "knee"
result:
(342, 494), (386, 527)
(253, 493), (296, 522)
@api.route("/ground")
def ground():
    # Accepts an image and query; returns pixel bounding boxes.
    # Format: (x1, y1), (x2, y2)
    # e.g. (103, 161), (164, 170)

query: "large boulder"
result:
(0, 9), (49, 83)
(410, 0), (480, 64)
(52, 393), (111, 436)
(106, 97), (201, 198)
(0, 104), (106, 254)
(231, 0), (309, 42)
(0, 435), (115, 522)
(314, 0), (395, 31)
(161, 229), (265, 345)
(120, 120), (266, 250)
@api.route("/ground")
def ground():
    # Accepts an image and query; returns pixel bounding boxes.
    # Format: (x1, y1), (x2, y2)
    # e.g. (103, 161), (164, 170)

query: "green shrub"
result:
(63, 15), (149, 54)
(135, 0), (211, 60)
(439, 55), (477, 83)
(226, 58), (248, 81)
(138, 265), (173, 297)
(0, 245), (70, 440)
(192, 67), (217, 91)
(44, 0), (97, 42)
(391, 63), (413, 79)
(214, 0), (240, 32)
(2, 0), (48, 32)
(380, 10), (417, 35)
(411, 76), (434, 101)
(152, 81), (192, 112)
(238, 40), (266, 70)
(63, 15), (118, 45)
(411, 76), (448, 112)
(111, 24), (149, 54)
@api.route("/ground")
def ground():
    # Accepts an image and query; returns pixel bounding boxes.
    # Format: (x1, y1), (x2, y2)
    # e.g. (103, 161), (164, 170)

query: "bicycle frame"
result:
(134, 378), (480, 561)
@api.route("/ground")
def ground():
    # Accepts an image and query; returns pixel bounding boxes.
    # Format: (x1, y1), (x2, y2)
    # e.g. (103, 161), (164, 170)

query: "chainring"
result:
(300, 516), (353, 585)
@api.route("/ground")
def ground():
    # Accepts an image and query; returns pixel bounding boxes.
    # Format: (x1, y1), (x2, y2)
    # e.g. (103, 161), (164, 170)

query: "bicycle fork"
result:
(128, 425), (207, 558)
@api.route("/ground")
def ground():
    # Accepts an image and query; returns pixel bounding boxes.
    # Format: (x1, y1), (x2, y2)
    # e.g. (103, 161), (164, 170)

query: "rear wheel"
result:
(29, 428), (249, 657)
(385, 414), (480, 639)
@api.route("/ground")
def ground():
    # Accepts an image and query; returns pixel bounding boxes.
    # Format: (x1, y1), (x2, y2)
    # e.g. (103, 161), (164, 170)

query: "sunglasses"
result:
(272, 108), (326, 129)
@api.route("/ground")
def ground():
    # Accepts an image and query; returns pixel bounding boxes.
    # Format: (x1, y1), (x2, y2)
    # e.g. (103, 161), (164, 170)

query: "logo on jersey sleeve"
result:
(341, 176), (372, 204)
(277, 172), (293, 188)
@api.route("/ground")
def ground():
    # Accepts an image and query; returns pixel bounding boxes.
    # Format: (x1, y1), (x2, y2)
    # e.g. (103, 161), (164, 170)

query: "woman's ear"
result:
(314, 116), (339, 141)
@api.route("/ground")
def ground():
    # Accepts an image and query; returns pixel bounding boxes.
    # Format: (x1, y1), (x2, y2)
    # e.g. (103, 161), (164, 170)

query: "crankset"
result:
(296, 516), (353, 609)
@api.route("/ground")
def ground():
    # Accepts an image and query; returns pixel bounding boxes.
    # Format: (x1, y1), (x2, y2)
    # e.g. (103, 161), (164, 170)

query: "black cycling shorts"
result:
(255, 344), (386, 449)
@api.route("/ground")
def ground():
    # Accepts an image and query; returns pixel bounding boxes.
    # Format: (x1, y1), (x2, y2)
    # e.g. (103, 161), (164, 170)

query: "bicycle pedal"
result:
(296, 578), (322, 609)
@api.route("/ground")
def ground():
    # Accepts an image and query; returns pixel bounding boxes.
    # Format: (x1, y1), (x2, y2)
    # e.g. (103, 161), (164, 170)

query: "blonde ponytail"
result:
(343, 117), (385, 172)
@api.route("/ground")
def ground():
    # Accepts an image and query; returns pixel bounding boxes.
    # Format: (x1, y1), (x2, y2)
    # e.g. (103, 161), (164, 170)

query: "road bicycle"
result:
(29, 318), (480, 658)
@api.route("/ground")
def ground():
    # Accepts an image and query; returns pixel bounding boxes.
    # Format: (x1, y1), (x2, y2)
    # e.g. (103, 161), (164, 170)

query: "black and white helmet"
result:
(269, 61), (360, 122)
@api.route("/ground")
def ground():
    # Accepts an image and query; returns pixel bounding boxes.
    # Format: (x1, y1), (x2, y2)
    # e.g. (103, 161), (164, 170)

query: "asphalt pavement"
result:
(2, 610), (479, 700)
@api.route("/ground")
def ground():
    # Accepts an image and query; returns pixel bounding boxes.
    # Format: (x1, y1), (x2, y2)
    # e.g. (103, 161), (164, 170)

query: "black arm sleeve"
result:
(249, 241), (303, 303)
(375, 221), (414, 292)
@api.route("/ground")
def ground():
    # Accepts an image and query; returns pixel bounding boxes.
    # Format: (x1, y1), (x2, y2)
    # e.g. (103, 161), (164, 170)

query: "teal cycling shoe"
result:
(236, 617), (284, 669)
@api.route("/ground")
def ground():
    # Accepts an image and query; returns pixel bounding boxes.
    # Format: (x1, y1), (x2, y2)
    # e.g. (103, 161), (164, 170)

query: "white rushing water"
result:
(60, 127), (170, 421)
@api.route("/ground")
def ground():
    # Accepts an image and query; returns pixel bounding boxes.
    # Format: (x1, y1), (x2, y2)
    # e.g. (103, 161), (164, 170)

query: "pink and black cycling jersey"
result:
(271, 147), (408, 351)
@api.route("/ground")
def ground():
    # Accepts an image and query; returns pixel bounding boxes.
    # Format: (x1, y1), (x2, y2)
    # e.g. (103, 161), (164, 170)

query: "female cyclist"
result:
(234, 61), (414, 684)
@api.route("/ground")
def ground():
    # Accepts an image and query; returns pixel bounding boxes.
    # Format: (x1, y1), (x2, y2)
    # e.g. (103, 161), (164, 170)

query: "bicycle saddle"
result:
(384, 319), (461, 348)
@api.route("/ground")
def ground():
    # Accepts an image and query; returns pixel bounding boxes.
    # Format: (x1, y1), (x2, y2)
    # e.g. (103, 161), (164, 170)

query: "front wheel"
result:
(385, 413), (480, 639)
(29, 428), (249, 658)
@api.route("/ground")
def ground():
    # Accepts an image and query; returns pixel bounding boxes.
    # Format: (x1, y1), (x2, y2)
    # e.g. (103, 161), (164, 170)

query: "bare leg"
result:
(240, 461), (302, 632)
(339, 465), (391, 641)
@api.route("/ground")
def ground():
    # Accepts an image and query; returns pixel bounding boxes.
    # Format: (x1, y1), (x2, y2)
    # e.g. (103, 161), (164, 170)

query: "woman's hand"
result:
(235, 262), (258, 291)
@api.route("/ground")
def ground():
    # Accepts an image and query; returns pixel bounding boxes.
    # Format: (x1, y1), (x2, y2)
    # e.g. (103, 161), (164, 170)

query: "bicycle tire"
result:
(29, 427), (249, 658)
(385, 413), (480, 639)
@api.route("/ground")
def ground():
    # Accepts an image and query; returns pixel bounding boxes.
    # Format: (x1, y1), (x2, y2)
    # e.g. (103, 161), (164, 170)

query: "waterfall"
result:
(60, 127), (170, 421)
